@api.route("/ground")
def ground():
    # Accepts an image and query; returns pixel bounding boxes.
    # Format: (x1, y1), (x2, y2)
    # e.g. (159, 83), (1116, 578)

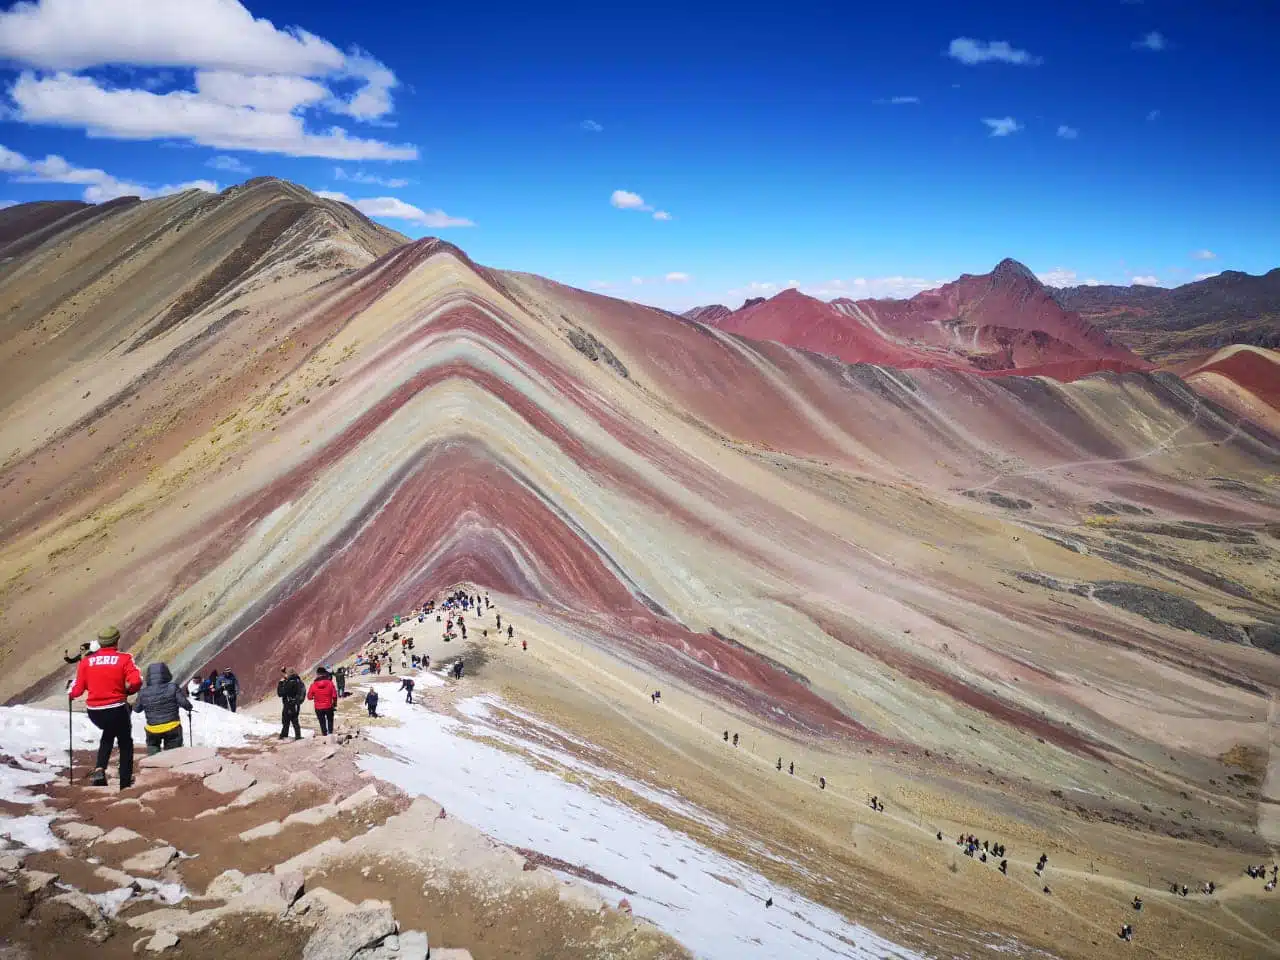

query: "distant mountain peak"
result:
(990, 257), (1041, 288)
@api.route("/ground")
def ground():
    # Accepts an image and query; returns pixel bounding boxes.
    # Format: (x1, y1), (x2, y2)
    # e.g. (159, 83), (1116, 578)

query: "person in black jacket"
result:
(277, 667), (304, 740)
(133, 663), (192, 754)
(219, 669), (240, 712)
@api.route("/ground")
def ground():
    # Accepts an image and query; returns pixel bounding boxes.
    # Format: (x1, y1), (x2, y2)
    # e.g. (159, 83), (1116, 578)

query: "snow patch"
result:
(0, 814), (59, 852)
(359, 692), (923, 960)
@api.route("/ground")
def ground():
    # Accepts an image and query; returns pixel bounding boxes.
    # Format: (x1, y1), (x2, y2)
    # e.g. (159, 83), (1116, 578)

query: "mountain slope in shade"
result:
(1056, 268), (1280, 362)
(0, 182), (1278, 960)
(682, 303), (732, 324)
(698, 259), (1150, 379)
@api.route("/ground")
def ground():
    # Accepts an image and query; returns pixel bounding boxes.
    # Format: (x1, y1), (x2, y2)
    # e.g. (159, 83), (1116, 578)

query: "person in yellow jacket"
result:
(132, 662), (193, 754)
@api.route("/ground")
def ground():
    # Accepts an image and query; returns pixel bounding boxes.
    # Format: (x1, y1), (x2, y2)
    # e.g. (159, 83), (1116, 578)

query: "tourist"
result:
(400, 676), (415, 704)
(277, 667), (305, 740)
(68, 625), (142, 789)
(307, 668), (338, 736)
(366, 688), (380, 718)
(133, 662), (192, 754)
(219, 668), (239, 712)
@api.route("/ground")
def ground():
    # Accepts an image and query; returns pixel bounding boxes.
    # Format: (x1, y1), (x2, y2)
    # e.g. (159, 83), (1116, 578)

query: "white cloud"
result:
(590, 280), (612, 289)
(1056, 124), (1079, 139)
(982, 116), (1022, 137)
(1146, 109), (1161, 121)
(1194, 272), (1219, 281)
(948, 38), (1042, 66)
(665, 272), (690, 282)
(0, 142), (216, 201)
(630, 276), (645, 286)
(0, 0), (412, 160)
(206, 154), (251, 174)
(0, 199), (17, 209)
(1190, 249), (1216, 260)
(1133, 31), (1166, 52)
(611, 189), (647, 210)
(652, 210), (671, 221)
(334, 166), (409, 188)
(1036, 268), (1078, 286)
(1130, 275), (1160, 286)
(875, 96), (920, 104)
(315, 190), (473, 228)
(580, 119), (603, 132)
(805, 276), (945, 299)
(10, 72), (417, 159)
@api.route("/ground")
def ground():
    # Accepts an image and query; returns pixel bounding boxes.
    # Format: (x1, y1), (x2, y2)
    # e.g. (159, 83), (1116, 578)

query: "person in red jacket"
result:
(306, 667), (339, 737)
(68, 625), (143, 789)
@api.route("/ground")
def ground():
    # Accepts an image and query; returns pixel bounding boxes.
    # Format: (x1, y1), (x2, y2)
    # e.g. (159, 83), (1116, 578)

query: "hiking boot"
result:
(119, 776), (133, 790)
(88, 768), (108, 787)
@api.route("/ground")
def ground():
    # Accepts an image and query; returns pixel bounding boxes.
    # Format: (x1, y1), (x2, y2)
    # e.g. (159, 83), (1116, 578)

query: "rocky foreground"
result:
(0, 684), (686, 960)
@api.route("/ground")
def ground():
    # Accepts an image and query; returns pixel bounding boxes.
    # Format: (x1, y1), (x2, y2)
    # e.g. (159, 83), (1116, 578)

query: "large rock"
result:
(95, 865), (141, 889)
(95, 826), (142, 845)
(121, 845), (177, 875)
(302, 901), (396, 960)
(126, 907), (224, 935)
(291, 887), (357, 923)
(19, 869), (59, 893)
(139, 786), (179, 803)
(274, 837), (344, 876)
(144, 930), (181, 952)
(204, 869), (247, 900)
(284, 803), (338, 828)
(356, 931), (430, 959)
(239, 820), (282, 842)
(172, 757), (224, 778)
(48, 890), (109, 941)
(336, 785), (379, 814)
(204, 765), (256, 795)
(141, 746), (217, 769)
(54, 821), (104, 843)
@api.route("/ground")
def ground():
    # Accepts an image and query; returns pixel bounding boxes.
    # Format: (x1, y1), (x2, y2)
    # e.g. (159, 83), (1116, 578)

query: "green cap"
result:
(96, 625), (121, 645)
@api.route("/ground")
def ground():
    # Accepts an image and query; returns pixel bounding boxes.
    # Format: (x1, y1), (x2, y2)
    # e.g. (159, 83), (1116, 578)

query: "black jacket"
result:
(277, 673), (305, 705)
(219, 671), (239, 697)
(132, 663), (192, 728)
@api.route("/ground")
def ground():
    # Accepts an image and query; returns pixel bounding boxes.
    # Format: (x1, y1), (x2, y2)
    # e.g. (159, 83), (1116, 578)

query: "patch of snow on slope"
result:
(0, 814), (59, 851)
(358, 690), (923, 960)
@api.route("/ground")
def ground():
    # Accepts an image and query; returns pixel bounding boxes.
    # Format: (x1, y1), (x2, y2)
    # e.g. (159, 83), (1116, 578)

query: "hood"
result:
(146, 662), (173, 685)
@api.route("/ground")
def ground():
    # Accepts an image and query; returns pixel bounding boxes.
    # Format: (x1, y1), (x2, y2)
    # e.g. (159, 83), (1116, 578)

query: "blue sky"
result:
(1, 0), (1277, 310)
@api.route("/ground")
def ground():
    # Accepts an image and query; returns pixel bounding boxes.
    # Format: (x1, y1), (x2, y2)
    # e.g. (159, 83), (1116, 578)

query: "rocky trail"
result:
(0, 686), (686, 960)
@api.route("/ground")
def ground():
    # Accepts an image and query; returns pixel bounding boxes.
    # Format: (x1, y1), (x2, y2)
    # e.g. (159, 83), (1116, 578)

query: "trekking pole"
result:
(188, 707), (195, 747)
(67, 694), (74, 786)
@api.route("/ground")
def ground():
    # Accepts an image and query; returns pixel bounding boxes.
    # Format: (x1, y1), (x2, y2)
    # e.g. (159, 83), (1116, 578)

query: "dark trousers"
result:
(145, 726), (184, 755)
(316, 708), (335, 736)
(367, 703), (378, 717)
(281, 701), (301, 739)
(226, 694), (237, 713)
(88, 705), (133, 785)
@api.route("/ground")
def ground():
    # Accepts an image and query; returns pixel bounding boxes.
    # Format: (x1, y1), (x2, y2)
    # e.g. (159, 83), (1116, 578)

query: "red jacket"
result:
(69, 649), (143, 710)
(307, 677), (338, 711)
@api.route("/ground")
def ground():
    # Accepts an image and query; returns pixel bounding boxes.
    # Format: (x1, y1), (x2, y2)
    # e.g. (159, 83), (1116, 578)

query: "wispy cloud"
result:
(580, 119), (603, 132)
(611, 189), (672, 220)
(334, 166), (409, 188)
(1146, 109), (1161, 121)
(1133, 31), (1166, 52)
(665, 272), (690, 282)
(315, 190), (473, 228)
(981, 116), (1022, 137)
(1036, 268), (1077, 287)
(874, 96), (920, 105)
(0, 142), (216, 201)
(948, 38), (1042, 66)
(1056, 124), (1079, 139)
(1130, 275), (1160, 286)
(1194, 272), (1219, 281)
(206, 154), (251, 174)
(1190, 249), (1217, 260)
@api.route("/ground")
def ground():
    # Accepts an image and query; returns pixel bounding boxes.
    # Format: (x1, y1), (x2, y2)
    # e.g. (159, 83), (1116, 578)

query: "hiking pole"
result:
(67, 694), (74, 786)
(188, 707), (194, 747)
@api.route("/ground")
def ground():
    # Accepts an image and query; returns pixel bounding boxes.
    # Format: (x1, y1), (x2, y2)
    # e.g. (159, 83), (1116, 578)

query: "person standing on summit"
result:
(68, 626), (142, 789)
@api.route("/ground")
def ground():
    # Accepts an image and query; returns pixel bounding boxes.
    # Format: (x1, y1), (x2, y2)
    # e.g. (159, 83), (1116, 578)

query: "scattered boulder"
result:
(291, 887), (357, 923)
(336, 785), (379, 814)
(95, 826), (143, 845)
(172, 757), (224, 778)
(47, 889), (109, 941)
(95, 865), (141, 890)
(0, 853), (25, 874)
(141, 747), (217, 769)
(302, 900), (396, 960)
(205, 869), (247, 900)
(139, 786), (180, 804)
(19, 868), (59, 893)
(274, 837), (345, 876)
(284, 803), (338, 828)
(144, 930), (181, 953)
(55, 821), (105, 843)
(239, 820), (284, 842)
(203, 765), (256, 795)
(121, 845), (178, 875)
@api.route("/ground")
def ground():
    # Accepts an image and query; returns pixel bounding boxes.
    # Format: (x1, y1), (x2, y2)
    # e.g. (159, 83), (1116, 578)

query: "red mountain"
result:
(693, 259), (1151, 380)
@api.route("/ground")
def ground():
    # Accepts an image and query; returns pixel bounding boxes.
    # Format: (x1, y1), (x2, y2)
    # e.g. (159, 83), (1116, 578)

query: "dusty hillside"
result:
(0, 186), (1278, 958)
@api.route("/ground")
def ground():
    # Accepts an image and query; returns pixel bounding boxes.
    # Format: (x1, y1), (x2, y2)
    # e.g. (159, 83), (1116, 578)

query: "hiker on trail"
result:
(400, 676), (415, 704)
(308, 668), (338, 737)
(211, 669), (229, 708)
(789, 762), (794, 775)
(277, 667), (305, 740)
(335, 666), (347, 698)
(68, 626), (142, 789)
(724, 730), (729, 742)
(1119, 924), (1133, 942)
(999, 859), (1008, 875)
(777, 758), (782, 771)
(1132, 896), (1142, 911)
(365, 688), (380, 718)
(820, 776), (826, 790)
(63, 641), (92, 664)
(452, 659), (464, 680)
(133, 662), (192, 755)
(219, 668), (239, 712)
(188, 673), (202, 700)
(497, 614), (502, 630)
(522, 638), (527, 651)
(507, 625), (513, 640)
(733, 733), (739, 747)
